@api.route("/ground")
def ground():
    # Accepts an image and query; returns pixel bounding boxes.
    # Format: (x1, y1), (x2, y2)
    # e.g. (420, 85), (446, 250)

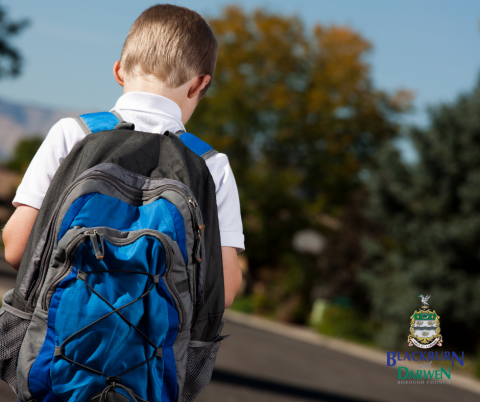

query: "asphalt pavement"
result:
(200, 319), (480, 402)
(1, 256), (480, 402)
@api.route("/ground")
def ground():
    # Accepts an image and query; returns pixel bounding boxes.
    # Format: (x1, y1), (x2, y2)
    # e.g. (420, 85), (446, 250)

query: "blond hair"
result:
(120, 4), (218, 96)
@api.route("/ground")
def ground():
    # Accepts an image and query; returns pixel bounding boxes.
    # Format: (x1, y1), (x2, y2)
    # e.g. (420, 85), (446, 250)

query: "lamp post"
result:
(292, 229), (327, 326)
(292, 229), (326, 256)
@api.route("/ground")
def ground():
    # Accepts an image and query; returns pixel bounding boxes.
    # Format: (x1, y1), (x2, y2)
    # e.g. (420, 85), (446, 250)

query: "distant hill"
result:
(0, 98), (87, 159)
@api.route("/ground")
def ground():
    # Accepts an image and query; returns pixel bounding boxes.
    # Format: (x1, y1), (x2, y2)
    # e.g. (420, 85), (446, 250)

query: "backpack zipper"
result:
(29, 171), (203, 308)
(41, 230), (91, 310)
(41, 228), (186, 332)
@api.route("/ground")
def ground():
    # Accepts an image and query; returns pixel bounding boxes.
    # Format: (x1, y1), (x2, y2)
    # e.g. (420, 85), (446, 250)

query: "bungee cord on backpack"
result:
(54, 269), (162, 402)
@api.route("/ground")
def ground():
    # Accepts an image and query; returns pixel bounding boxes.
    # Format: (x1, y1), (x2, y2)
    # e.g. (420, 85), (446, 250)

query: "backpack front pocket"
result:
(30, 226), (191, 402)
(0, 289), (32, 394)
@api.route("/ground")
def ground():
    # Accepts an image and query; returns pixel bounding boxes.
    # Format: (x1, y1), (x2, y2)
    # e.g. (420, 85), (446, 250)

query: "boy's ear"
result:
(188, 75), (211, 99)
(113, 61), (124, 87)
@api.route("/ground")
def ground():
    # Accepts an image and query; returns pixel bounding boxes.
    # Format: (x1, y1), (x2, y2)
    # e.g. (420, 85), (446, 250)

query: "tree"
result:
(0, 3), (28, 79)
(363, 79), (480, 350)
(188, 7), (409, 320)
(6, 136), (43, 173)
(0, 3), (28, 231)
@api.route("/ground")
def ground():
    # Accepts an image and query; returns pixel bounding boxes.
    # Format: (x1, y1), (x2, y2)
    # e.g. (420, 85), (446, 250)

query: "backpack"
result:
(0, 112), (226, 402)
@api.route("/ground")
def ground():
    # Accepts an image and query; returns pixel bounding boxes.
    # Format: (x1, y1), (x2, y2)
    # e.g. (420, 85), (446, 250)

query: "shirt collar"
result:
(110, 91), (185, 130)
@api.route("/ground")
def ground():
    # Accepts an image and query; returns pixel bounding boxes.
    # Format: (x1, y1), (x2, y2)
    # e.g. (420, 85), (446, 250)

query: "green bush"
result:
(316, 303), (377, 346)
(230, 296), (255, 314)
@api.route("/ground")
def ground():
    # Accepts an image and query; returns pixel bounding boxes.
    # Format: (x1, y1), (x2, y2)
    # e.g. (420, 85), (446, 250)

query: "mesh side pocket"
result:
(0, 290), (31, 395)
(181, 340), (222, 402)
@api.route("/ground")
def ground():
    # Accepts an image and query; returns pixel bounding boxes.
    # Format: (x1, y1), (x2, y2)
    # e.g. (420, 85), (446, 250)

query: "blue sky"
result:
(1, 0), (480, 127)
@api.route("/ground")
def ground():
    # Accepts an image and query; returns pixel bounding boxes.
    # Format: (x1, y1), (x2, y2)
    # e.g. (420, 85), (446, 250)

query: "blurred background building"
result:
(1, 1), (480, 401)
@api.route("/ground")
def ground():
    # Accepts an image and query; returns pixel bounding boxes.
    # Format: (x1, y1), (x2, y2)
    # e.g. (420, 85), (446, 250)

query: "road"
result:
(1, 257), (479, 402)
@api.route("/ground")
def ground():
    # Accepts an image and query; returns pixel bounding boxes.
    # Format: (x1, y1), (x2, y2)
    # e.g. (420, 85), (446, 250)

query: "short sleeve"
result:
(12, 118), (85, 209)
(205, 153), (245, 252)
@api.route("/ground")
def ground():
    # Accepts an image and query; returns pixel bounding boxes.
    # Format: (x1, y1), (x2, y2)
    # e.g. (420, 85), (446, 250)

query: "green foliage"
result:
(0, 4), (28, 79)
(230, 296), (255, 314)
(362, 79), (480, 350)
(6, 136), (43, 173)
(188, 8), (408, 321)
(316, 303), (377, 345)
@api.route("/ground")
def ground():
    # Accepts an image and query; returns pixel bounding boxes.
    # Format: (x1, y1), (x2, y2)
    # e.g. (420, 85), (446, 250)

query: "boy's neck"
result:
(123, 74), (193, 125)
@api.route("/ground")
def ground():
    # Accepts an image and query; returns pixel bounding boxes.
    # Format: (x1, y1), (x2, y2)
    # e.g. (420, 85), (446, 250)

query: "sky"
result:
(1, 0), (480, 128)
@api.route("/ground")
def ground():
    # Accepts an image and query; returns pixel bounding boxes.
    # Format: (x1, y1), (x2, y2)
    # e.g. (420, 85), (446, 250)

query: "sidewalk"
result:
(224, 309), (480, 396)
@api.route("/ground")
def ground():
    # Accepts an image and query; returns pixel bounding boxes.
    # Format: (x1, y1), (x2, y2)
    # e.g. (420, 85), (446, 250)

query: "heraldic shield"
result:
(408, 295), (443, 348)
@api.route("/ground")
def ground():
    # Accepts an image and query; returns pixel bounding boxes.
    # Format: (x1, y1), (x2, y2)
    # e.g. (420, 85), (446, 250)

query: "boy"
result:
(2, 4), (243, 309)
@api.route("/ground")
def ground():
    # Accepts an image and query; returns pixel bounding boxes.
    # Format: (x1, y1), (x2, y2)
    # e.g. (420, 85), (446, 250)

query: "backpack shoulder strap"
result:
(74, 111), (123, 135)
(74, 115), (217, 161)
(177, 131), (218, 161)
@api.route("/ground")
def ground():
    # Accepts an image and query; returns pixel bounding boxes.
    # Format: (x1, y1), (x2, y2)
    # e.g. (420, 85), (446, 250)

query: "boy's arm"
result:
(222, 246), (243, 309)
(206, 153), (245, 309)
(2, 204), (39, 270)
(4, 119), (83, 271)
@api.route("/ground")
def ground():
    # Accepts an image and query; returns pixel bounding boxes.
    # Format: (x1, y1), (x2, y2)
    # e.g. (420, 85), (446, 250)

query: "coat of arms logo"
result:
(408, 295), (443, 348)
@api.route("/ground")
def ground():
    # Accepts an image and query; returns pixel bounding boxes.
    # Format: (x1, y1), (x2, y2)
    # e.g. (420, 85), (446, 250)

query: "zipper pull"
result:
(190, 198), (204, 234)
(86, 229), (105, 260)
(96, 230), (105, 260)
(194, 226), (205, 262)
(194, 231), (202, 262)
(189, 197), (205, 262)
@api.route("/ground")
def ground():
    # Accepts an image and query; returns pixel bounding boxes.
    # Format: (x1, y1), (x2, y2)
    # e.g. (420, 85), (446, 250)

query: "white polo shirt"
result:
(13, 91), (245, 252)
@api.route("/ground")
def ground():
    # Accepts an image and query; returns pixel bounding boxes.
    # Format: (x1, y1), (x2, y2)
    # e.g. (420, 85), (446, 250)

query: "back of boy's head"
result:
(121, 4), (218, 97)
